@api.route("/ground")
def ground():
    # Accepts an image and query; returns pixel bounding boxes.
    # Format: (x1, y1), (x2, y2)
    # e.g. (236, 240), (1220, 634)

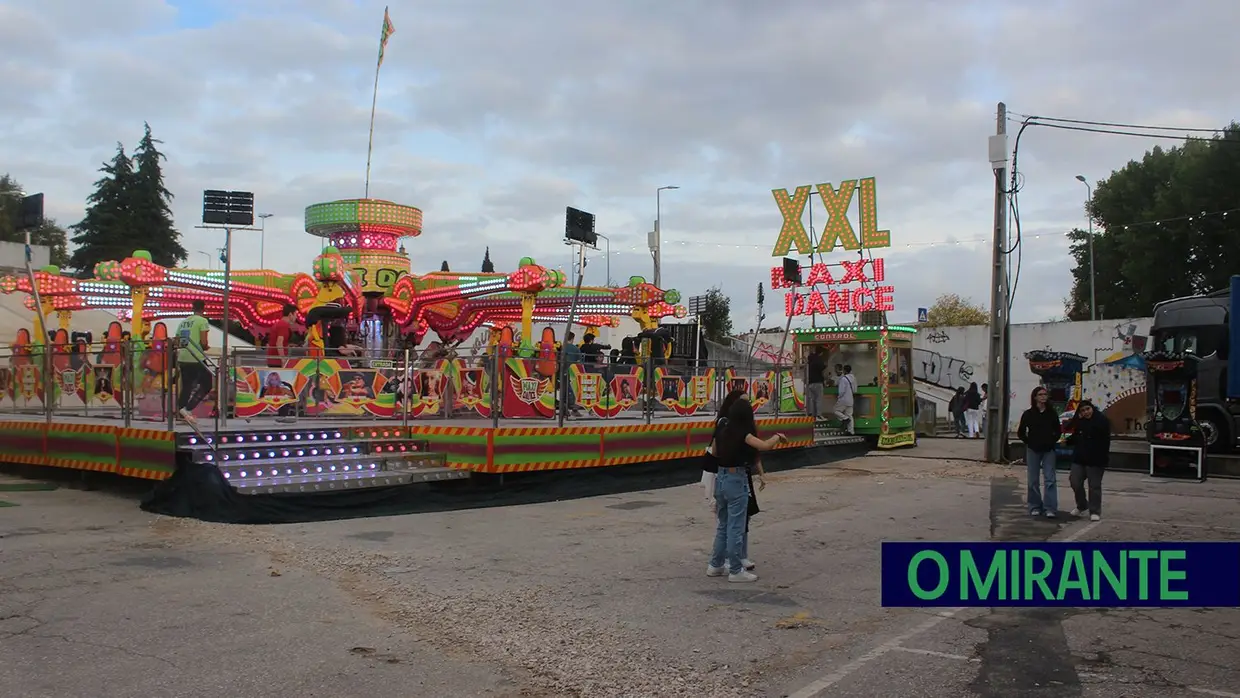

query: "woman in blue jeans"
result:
(706, 398), (785, 583)
(1017, 386), (1063, 518)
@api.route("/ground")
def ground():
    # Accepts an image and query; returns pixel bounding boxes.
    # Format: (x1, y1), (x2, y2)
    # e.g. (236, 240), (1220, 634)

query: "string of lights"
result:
(604, 206), (1240, 254)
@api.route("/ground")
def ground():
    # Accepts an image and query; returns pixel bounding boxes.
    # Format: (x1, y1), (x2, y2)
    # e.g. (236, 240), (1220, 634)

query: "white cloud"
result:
(2, 0), (1237, 334)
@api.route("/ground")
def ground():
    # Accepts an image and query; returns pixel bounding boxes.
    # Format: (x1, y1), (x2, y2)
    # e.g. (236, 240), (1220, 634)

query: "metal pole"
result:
(401, 346), (411, 430)
(490, 349), (500, 429)
(217, 227), (232, 432)
(654, 190), (661, 288)
(558, 242), (587, 427)
(1085, 183), (1096, 321)
(984, 103), (1010, 463)
(694, 316), (701, 369)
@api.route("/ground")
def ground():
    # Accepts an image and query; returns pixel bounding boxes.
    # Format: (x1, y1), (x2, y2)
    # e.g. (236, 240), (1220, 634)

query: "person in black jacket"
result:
(1017, 386), (1063, 518)
(1066, 399), (1110, 521)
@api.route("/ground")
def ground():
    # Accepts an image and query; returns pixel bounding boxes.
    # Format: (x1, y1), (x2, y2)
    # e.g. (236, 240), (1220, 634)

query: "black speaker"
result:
(565, 207), (597, 246)
(202, 190), (255, 226)
(782, 257), (801, 284)
(17, 193), (44, 231)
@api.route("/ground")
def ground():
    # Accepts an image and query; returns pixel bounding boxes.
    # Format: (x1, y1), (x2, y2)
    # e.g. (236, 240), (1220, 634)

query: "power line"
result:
(611, 206), (1238, 254)
(1008, 112), (1227, 134)
(1030, 121), (1240, 143)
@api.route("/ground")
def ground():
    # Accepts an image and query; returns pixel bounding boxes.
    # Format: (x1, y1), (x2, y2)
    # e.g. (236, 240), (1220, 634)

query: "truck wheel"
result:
(1198, 411), (1230, 454)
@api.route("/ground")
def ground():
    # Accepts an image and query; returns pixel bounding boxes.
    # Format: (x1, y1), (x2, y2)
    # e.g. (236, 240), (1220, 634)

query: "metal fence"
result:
(0, 340), (825, 431)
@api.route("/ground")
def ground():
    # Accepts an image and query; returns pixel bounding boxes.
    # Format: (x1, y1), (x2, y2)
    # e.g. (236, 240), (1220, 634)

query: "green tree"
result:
(0, 174), (70, 266)
(129, 123), (187, 268)
(925, 293), (987, 327)
(68, 143), (135, 276)
(700, 286), (733, 342)
(1066, 124), (1240, 319)
(481, 247), (494, 272)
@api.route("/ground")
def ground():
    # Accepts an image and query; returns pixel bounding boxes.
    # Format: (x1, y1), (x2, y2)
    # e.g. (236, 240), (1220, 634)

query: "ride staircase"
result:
(175, 425), (469, 495)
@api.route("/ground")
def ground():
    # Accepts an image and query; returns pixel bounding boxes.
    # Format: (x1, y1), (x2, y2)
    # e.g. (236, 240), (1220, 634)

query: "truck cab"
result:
(1149, 289), (1233, 452)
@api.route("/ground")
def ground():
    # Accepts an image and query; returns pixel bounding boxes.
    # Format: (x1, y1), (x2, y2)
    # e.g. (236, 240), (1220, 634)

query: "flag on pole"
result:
(377, 7), (395, 67)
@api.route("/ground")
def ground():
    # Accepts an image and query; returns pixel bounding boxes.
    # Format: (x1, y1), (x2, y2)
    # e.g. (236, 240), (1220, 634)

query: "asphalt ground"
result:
(2, 439), (1238, 697)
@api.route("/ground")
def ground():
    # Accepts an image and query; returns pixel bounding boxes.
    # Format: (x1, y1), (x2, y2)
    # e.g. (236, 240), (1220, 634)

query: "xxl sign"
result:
(767, 177), (896, 316)
(770, 178), (890, 257)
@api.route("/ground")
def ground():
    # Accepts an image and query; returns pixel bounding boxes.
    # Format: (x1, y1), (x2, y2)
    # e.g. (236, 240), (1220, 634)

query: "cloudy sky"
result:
(2, 0), (1236, 331)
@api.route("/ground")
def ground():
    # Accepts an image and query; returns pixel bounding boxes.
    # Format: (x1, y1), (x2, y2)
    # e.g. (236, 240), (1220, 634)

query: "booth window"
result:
(827, 342), (879, 387)
(890, 346), (912, 387)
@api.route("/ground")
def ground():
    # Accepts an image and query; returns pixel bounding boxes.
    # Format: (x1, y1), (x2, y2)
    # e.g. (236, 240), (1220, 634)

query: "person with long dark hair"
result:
(1018, 385), (1062, 518)
(964, 382), (983, 438)
(1066, 400), (1110, 521)
(702, 389), (746, 507)
(706, 398), (785, 583)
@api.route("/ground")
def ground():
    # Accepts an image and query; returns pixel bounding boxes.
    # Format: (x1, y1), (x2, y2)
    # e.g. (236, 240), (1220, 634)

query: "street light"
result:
(653, 185), (679, 289)
(1074, 175), (1097, 321)
(258, 213), (273, 269)
(195, 250), (214, 269)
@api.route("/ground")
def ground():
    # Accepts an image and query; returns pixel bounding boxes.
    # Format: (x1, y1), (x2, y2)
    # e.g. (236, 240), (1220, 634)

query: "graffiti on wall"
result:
(910, 319), (1154, 435)
(912, 349), (977, 391)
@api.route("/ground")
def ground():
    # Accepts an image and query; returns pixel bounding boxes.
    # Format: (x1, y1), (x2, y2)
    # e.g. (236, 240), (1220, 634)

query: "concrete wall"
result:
(0, 241), (49, 270)
(912, 318), (1152, 435)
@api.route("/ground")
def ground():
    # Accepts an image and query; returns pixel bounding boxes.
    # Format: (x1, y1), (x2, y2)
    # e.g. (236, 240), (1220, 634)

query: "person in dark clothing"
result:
(1066, 400), (1110, 521)
(1018, 386), (1063, 518)
(964, 383), (983, 438)
(706, 397), (785, 583)
(579, 333), (604, 366)
(617, 337), (636, 365)
(948, 387), (967, 437)
(805, 347), (826, 420)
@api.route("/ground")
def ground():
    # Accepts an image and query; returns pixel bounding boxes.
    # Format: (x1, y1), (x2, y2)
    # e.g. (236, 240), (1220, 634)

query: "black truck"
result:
(1148, 275), (1240, 452)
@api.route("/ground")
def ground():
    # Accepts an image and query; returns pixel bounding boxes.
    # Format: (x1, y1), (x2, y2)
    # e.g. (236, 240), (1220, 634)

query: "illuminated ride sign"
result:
(767, 178), (895, 316)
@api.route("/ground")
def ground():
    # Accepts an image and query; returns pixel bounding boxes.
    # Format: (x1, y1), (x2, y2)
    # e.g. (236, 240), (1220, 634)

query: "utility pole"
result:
(984, 103), (1010, 463)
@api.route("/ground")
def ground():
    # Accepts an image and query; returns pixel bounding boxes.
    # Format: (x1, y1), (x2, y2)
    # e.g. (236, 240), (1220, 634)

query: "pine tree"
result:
(481, 247), (495, 273)
(440, 260), (450, 272)
(130, 123), (187, 268)
(0, 174), (70, 267)
(68, 144), (136, 276)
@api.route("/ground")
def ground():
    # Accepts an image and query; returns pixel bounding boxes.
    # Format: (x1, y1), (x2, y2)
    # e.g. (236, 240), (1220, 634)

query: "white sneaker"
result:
(1070, 509), (1085, 517)
(178, 408), (197, 424)
(706, 564), (726, 577)
(741, 559), (756, 571)
(728, 570), (758, 583)
(1090, 514), (1101, 522)
(1045, 511), (1057, 519)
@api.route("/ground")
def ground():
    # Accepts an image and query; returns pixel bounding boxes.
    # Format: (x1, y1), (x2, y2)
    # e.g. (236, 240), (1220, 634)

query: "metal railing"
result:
(0, 340), (885, 430)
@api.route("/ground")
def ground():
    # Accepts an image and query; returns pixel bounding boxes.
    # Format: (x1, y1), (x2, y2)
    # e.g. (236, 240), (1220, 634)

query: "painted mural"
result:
(910, 318), (1153, 436)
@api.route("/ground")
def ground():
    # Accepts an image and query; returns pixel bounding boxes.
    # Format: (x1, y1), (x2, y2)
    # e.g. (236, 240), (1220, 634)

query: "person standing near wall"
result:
(804, 346), (825, 421)
(964, 382), (982, 438)
(834, 364), (855, 434)
(1018, 386), (1062, 518)
(1067, 400), (1110, 521)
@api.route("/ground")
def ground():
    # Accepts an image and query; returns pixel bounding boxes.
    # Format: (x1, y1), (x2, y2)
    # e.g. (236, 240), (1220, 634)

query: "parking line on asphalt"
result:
(891, 646), (978, 662)
(1188, 688), (1240, 698)
(1104, 519), (1240, 535)
(785, 520), (1103, 698)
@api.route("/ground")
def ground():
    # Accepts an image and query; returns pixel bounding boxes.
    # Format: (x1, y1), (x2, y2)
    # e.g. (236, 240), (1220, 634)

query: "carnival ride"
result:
(0, 198), (686, 352)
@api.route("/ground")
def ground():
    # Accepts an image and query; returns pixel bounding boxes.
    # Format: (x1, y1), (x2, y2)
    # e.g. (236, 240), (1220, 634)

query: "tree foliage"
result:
(0, 174), (69, 266)
(129, 123), (187, 268)
(700, 286), (733, 342)
(68, 124), (187, 276)
(1065, 124), (1240, 319)
(481, 247), (494, 273)
(925, 293), (988, 327)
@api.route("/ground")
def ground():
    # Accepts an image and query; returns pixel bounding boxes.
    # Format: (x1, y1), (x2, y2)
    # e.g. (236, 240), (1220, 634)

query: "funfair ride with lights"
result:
(1, 198), (687, 352)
